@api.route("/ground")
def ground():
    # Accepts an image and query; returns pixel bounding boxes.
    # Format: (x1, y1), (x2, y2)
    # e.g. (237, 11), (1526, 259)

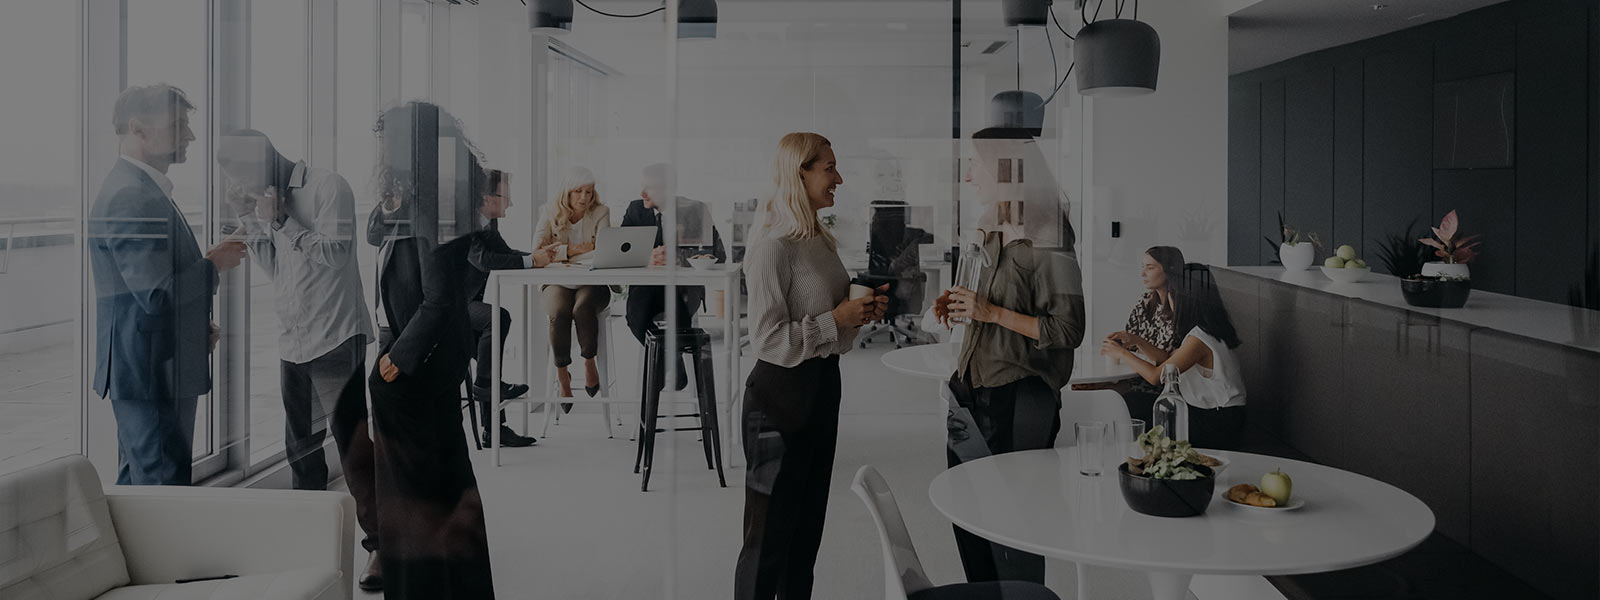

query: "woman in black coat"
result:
(367, 100), (496, 599)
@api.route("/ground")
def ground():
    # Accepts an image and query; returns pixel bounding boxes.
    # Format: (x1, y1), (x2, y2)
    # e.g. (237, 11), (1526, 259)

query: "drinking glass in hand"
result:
(1076, 421), (1108, 476)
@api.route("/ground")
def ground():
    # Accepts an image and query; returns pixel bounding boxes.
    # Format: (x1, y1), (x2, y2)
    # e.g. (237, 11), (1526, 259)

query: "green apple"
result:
(1336, 244), (1357, 261)
(1261, 469), (1292, 504)
(1352, 258), (1367, 268)
(1324, 256), (1346, 268)
(1345, 260), (1365, 270)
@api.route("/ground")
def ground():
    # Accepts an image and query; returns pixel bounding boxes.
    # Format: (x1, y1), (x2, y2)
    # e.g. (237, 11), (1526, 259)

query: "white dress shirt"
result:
(236, 161), (375, 364)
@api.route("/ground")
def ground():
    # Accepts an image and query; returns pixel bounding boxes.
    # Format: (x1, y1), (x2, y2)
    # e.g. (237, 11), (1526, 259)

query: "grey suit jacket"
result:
(89, 159), (218, 400)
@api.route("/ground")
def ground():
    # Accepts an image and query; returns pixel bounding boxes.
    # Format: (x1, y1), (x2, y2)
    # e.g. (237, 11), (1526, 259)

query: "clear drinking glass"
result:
(1076, 421), (1108, 476)
(1118, 419), (1147, 463)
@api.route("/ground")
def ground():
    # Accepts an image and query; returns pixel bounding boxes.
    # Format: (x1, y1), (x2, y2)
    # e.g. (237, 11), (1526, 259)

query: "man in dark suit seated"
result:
(465, 168), (551, 448)
(620, 164), (725, 388)
(89, 84), (247, 485)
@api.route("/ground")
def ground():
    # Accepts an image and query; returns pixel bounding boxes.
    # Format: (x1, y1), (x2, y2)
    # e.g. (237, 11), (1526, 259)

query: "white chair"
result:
(1057, 388), (1133, 448)
(1, 455), (355, 600)
(850, 466), (1060, 600)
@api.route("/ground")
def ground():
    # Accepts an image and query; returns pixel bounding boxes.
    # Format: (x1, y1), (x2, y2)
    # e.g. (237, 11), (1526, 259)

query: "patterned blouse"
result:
(1125, 291), (1177, 352)
(1123, 291), (1177, 394)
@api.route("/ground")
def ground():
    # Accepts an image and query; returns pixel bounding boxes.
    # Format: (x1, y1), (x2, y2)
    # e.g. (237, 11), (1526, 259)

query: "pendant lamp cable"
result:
(574, 0), (666, 19)
(1051, 5), (1075, 39)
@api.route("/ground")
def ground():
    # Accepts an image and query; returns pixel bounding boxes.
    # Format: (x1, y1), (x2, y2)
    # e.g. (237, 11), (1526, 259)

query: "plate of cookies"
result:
(1221, 484), (1305, 513)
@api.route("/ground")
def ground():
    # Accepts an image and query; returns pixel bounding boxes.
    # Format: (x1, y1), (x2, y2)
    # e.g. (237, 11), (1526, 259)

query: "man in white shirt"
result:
(89, 84), (247, 485)
(217, 129), (383, 576)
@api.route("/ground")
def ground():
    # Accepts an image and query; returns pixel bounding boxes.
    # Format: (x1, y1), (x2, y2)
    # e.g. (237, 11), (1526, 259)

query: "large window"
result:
(0, 0), (80, 473)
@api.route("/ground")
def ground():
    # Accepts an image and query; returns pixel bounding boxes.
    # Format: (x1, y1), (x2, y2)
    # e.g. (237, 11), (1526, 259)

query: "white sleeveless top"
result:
(1177, 327), (1247, 410)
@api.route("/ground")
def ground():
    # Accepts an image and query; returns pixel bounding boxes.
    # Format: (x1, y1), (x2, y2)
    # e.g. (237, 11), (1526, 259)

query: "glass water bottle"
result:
(1152, 364), (1190, 441)
(949, 243), (987, 325)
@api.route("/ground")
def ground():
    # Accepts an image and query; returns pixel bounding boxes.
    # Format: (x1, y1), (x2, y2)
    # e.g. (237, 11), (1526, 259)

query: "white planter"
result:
(1279, 242), (1316, 271)
(1422, 262), (1471, 280)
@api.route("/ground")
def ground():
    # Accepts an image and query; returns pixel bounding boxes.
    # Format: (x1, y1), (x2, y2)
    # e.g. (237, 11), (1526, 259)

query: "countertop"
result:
(1215, 265), (1600, 354)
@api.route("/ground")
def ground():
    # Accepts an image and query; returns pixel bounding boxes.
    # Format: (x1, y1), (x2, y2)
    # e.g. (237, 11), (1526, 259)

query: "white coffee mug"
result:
(849, 283), (874, 300)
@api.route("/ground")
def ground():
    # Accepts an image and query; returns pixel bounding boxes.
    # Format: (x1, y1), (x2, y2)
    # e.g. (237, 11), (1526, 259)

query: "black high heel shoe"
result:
(585, 385), (600, 397)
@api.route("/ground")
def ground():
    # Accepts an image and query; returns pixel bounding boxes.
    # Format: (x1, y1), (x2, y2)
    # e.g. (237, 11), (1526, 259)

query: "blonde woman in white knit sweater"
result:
(733, 133), (885, 600)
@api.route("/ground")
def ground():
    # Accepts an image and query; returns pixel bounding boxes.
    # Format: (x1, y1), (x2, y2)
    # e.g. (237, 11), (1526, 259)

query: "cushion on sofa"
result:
(93, 567), (342, 600)
(0, 455), (132, 600)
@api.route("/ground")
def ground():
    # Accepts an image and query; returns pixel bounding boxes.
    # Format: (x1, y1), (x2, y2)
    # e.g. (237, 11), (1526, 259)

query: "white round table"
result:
(928, 448), (1435, 600)
(882, 343), (1138, 385)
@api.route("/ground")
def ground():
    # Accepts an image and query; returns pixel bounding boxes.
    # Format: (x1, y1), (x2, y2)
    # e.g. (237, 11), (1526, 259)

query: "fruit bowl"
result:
(1117, 463), (1216, 518)
(686, 256), (719, 270)
(1320, 265), (1371, 284)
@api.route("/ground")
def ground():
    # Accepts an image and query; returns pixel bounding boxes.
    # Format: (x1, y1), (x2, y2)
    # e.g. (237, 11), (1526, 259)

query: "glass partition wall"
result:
(8, 0), (1093, 595)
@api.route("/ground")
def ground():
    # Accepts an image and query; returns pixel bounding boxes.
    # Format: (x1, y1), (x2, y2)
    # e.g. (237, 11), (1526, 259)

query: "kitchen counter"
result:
(1212, 264), (1600, 599)
(1216, 265), (1600, 354)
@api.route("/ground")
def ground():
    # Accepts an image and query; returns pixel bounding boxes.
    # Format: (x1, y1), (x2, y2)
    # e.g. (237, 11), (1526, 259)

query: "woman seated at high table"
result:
(1099, 264), (1247, 450)
(534, 166), (612, 400)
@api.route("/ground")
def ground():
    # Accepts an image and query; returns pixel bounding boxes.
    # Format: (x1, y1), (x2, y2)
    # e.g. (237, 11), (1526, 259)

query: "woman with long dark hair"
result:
(1096, 246), (1186, 421)
(1101, 264), (1247, 449)
(366, 100), (496, 599)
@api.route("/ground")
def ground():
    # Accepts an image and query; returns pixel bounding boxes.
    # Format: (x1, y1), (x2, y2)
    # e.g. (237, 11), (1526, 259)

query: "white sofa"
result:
(1, 455), (354, 600)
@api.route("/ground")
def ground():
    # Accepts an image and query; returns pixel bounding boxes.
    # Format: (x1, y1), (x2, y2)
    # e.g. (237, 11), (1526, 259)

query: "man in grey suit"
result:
(89, 84), (246, 485)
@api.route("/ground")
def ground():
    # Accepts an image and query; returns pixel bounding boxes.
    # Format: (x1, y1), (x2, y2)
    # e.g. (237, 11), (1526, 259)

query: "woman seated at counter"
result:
(534, 166), (612, 400)
(1098, 247), (1186, 406)
(1100, 264), (1247, 450)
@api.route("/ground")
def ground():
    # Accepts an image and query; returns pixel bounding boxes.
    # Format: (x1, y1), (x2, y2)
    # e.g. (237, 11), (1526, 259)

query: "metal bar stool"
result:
(633, 327), (726, 491)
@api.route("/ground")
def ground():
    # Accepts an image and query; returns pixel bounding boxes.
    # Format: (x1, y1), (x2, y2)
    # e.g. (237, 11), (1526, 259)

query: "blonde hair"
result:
(547, 166), (599, 233)
(760, 132), (835, 248)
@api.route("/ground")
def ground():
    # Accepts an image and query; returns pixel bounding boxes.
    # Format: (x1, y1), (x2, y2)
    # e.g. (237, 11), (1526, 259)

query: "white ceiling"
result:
(1228, 0), (1509, 74)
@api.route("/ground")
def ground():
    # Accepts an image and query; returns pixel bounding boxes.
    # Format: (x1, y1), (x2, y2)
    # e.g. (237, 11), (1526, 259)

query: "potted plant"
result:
(1117, 426), (1216, 518)
(1418, 210), (1479, 280)
(1263, 212), (1322, 271)
(1393, 210), (1478, 308)
(1372, 217), (1430, 278)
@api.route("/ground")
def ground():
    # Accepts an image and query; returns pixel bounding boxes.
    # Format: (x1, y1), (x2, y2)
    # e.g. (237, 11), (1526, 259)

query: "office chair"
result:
(859, 202), (936, 348)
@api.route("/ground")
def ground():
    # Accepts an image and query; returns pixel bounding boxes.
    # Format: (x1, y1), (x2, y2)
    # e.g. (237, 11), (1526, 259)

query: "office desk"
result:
(488, 264), (743, 467)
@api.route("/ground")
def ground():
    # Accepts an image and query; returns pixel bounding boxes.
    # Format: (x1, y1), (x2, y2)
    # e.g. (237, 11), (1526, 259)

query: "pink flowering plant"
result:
(1419, 210), (1481, 264)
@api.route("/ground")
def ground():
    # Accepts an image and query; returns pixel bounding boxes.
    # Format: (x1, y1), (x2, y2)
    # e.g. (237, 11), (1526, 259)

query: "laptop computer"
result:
(588, 226), (657, 270)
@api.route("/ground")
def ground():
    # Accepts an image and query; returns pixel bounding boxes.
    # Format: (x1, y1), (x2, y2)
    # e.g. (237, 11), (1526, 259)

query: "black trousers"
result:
(624, 285), (700, 344)
(280, 335), (379, 551)
(946, 373), (1061, 585)
(1122, 390), (1246, 450)
(734, 357), (842, 600)
(467, 301), (510, 432)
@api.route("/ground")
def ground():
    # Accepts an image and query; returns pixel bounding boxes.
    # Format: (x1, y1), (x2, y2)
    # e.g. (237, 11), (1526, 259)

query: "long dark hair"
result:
(1171, 264), (1241, 349)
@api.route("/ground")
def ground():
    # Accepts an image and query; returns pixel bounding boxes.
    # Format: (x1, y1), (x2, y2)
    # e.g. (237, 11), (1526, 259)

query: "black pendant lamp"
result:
(679, 0), (718, 40)
(989, 90), (1045, 135)
(1001, 0), (1051, 27)
(529, 0), (573, 34)
(1075, 18), (1160, 97)
(529, 0), (718, 40)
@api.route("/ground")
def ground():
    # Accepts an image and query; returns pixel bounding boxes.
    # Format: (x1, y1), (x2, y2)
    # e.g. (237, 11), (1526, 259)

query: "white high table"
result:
(928, 448), (1435, 600)
(881, 342), (1138, 385)
(487, 264), (743, 467)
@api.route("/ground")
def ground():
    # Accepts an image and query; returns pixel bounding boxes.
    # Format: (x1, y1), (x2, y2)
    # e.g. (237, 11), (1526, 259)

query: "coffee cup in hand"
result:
(849, 283), (874, 300)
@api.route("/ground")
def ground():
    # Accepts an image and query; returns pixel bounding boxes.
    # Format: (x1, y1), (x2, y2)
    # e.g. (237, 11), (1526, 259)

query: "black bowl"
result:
(1399, 276), (1471, 308)
(1117, 463), (1216, 518)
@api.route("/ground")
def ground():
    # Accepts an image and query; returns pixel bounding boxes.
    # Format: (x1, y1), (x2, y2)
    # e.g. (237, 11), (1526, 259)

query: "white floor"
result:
(352, 341), (1284, 600)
